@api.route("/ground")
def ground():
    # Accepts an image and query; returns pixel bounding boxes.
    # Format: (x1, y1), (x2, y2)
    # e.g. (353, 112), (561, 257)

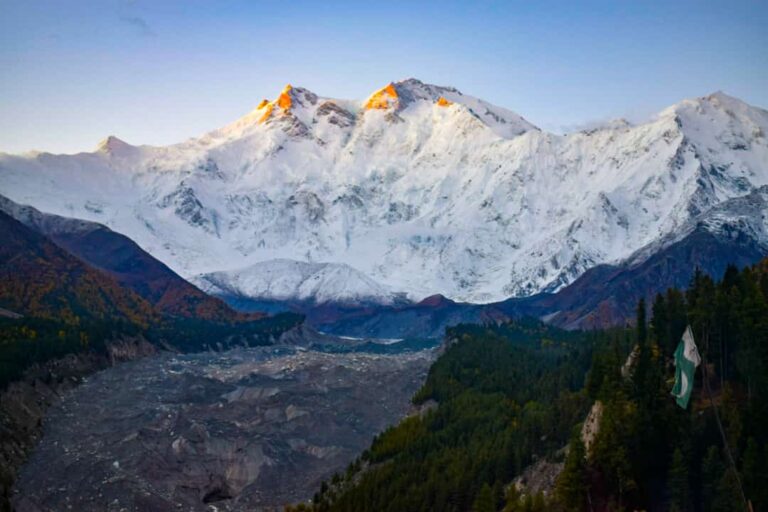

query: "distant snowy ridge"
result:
(624, 185), (768, 268)
(193, 259), (406, 305)
(1, 80), (767, 303)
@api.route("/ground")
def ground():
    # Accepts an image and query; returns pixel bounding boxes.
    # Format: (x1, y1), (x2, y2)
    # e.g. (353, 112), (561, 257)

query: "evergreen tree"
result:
(701, 446), (723, 512)
(473, 483), (495, 512)
(666, 288), (688, 352)
(502, 485), (523, 512)
(591, 392), (638, 507)
(721, 264), (741, 292)
(740, 438), (760, 509)
(713, 468), (743, 512)
(555, 432), (588, 511)
(668, 447), (690, 512)
(633, 297), (654, 404)
(755, 444), (768, 510)
(637, 297), (648, 346)
(651, 293), (669, 354)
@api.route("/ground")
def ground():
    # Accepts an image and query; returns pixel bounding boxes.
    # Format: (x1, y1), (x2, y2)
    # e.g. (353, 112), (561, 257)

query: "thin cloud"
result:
(120, 15), (156, 37)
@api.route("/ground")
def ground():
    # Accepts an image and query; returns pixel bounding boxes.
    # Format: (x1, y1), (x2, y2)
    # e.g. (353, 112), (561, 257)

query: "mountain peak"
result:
(680, 90), (751, 113)
(362, 79), (455, 111)
(96, 135), (132, 154)
(665, 90), (754, 115)
(277, 84), (294, 109)
(364, 83), (399, 110)
(698, 90), (768, 118)
(395, 77), (424, 86)
(253, 83), (322, 124)
(366, 79), (538, 136)
(418, 294), (456, 307)
(255, 84), (294, 123)
(214, 79), (536, 139)
(705, 90), (739, 103)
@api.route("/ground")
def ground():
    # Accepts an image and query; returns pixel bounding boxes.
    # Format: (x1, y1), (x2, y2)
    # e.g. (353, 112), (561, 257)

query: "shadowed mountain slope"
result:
(0, 195), (258, 322)
(0, 211), (155, 325)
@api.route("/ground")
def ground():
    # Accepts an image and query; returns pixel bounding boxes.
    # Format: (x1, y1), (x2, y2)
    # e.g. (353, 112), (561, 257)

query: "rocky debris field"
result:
(13, 340), (436, 511)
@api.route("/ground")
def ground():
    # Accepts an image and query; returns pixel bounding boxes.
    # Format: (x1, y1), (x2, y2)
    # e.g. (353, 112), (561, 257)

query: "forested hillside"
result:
(563, 261), (768, 511)
(0, 211), (156, 326)
(295, 259), (768, 512)
(0, 211), (303, 388)
(291, 320), (606, 511)
(0, 195), (260, 322)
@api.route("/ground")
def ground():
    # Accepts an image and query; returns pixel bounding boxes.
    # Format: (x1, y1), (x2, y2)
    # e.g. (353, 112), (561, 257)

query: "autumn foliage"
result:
(0, 212), (155, 327)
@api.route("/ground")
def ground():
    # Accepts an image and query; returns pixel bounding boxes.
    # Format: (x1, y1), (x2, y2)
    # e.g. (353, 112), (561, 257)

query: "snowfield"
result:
(1, 79), (767, 304)
(193, 259), (407, 305)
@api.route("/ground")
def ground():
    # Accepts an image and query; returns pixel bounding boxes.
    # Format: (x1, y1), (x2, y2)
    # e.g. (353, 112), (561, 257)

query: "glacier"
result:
(1, 79), (767, 304)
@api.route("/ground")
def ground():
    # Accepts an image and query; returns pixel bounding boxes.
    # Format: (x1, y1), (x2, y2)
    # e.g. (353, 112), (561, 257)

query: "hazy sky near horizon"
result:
(1, 0), (767, 154)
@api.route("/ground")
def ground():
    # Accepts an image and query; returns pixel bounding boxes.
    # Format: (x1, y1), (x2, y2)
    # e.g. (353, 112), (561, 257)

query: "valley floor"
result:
(12, 340), (436, 511)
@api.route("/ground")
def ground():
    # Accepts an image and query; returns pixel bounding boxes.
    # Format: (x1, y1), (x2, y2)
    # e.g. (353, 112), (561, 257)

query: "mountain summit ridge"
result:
(1, 82), (766, 303)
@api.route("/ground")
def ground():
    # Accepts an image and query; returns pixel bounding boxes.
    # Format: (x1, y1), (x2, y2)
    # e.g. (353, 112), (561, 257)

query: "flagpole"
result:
(699, 328), (751, 512)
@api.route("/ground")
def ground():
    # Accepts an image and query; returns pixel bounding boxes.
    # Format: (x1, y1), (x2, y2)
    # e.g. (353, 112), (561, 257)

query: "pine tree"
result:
(633, 298), (653, 403)
(754, 444), (768, 510)
(651, 293), (669, 354)
(713, 468), (742, 512)
(473, 483), (495, 512)
(502, 485), (523, 512)
(668, 447), (690, 512)
(740, 438), (759, 508)
(555, 433), (587, 511)
(666, 288), (688, 352)
(591, 392), (638, 507)
(637, 297), (648, 346)
(701, 446), (723, 512)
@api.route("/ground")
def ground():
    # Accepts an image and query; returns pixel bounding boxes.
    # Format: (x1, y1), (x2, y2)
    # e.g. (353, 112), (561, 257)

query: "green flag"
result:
(671, 325), (701, 409)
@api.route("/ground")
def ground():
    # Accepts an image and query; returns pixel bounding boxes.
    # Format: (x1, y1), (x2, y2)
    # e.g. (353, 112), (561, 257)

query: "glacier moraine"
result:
(12, 340), (437, 511)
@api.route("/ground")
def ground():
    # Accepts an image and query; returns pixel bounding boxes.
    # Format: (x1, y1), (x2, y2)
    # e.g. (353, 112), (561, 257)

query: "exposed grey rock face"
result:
(12, 342), (435, 511)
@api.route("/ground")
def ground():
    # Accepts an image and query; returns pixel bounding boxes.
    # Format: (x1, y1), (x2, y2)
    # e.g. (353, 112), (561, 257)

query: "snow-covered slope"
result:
(193, 259), (405, 305)
(1, 80), (767, 303)
(624, 184), (768, 268)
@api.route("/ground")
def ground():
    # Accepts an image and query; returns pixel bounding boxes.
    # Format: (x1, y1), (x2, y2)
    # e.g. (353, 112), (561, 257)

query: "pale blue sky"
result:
(1, 0), (766, 154)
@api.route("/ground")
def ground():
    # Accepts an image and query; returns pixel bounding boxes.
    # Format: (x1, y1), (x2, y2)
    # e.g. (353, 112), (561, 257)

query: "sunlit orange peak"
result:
(258, 84), (294, 124)
(436, 96), (453, 107)
(258, 103), (275, 124)
(365, 83), (398, 110)
(277, 84), (293, 110)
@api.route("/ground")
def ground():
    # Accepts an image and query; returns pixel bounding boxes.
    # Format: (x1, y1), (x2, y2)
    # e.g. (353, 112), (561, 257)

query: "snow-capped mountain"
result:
(320, 185), (768, 336)
(193, 259), (406, 305)
(1, 79), (767, 303)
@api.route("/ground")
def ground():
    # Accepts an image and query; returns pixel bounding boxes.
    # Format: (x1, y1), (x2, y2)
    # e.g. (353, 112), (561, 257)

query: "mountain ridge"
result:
(0, 195), (261, 322)
(1, 81), (766, 304)
(0, 211), (156, 325)
(193, 258), (407, 306)
(317, 187), (768, 335)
